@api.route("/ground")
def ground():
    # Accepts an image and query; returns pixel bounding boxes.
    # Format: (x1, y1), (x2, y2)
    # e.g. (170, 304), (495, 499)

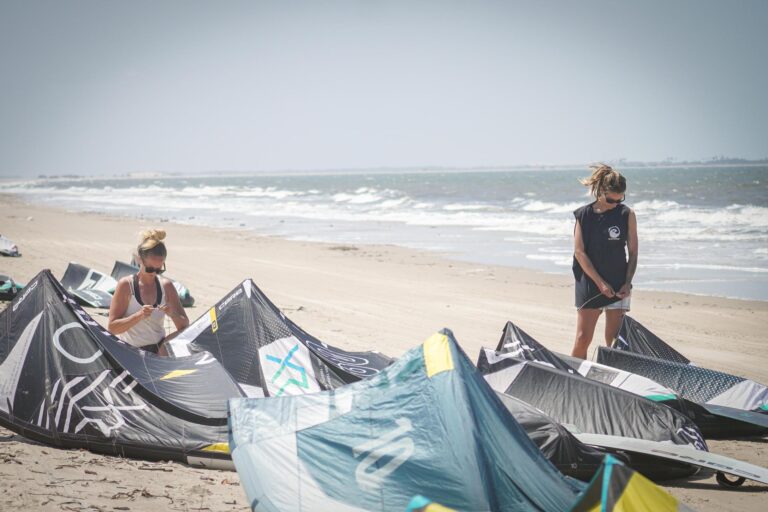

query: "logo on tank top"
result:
(608, 226), (621, 240)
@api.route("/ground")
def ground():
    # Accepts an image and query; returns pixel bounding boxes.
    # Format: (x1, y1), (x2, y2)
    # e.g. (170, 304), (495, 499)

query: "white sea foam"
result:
(331, 187), (396, 204)
(632, 199), (682, 211)
(442, 203), (495, 211)
(232, 187), (302, 199)
(525, 254), (571, 266)
(519, 200), (583, 213)
(640, 263), (768, 274)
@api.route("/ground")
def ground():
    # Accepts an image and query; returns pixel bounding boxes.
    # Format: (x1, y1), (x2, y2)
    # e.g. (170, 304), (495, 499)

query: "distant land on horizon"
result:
(3, 156), (767, 181)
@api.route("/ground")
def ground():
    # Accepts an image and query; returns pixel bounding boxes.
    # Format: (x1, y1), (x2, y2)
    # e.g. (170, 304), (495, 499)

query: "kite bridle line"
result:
(578, 291), (616, 362)
(577, 282), (631, 311)
(576, 291), (606, 311)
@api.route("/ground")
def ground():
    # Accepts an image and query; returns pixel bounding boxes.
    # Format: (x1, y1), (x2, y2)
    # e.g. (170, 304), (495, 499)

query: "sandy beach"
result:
(1, 194), (766, 511)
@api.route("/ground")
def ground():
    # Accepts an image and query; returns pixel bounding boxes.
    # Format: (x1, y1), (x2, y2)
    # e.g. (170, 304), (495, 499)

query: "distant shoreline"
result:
(2, 161), (767, 182)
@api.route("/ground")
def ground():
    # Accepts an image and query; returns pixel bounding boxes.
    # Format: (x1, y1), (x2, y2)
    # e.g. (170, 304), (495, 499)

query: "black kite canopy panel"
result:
(494, 391), (607, 481)
(495, 321), (689, 412)
(477, 349), (709, 480)
(598, 346), (768, 437)
(495, 321), (576, 373)
(615, 315), (690, 364)
(613, 316), (767, 414)
(0, 270), (243, 467)
(167, 279), (393, 397)
(60, 262), (115, 308)
(477, 349), (707, 449)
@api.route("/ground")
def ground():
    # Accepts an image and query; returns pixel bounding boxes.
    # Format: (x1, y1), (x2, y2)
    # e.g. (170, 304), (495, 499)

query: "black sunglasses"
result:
(605, 195), (625, 204)
(143, 262), (166, 274)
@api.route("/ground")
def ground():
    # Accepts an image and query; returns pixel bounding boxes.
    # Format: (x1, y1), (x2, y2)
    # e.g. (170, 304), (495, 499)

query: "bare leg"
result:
(572, 308), (602, 359)
(604, 309), (626, 346)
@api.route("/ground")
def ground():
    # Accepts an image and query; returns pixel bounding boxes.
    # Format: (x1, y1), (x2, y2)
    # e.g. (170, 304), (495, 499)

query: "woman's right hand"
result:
(136, 305), (154, 320)
(599, 281), (615, 298)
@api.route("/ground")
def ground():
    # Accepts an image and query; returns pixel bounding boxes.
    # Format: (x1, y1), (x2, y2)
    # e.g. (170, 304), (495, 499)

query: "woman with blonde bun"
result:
(108, 229), (189, 355)
(570, 164), (638, 359)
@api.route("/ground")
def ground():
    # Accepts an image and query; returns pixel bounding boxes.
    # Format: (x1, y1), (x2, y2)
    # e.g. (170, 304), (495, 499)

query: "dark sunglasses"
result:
(605, 195), (625, 204)
(143, 262), (166, 274)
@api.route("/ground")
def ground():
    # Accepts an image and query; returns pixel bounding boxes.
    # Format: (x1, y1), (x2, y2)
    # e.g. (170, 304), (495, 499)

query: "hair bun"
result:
(140, 228), (166, 243)
(579, 163), (626, 198)
(137, 228), (168, 258)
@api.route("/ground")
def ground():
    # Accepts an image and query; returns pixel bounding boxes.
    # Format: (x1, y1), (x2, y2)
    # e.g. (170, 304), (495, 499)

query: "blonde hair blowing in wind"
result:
(579, 163), (627, 199)
(137, 228), (167, 258)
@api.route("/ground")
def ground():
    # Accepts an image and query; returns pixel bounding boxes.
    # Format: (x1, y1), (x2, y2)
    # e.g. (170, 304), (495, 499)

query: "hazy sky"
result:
(1, 1), (767, 176)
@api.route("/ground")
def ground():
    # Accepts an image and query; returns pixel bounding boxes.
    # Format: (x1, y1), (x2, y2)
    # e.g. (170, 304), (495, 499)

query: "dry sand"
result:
(1, 194), (766, 511)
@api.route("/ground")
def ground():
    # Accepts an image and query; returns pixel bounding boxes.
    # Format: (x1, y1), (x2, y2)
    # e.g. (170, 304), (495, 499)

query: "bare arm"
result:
(159, 281), (189, 334)
(618, 210), (638, 298)
(107, 279), (150, 335)
(574, 219), (614, 297)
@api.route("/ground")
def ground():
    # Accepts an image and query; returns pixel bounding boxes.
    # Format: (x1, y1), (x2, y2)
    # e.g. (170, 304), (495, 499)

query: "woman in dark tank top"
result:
(571, 164), (638, 359)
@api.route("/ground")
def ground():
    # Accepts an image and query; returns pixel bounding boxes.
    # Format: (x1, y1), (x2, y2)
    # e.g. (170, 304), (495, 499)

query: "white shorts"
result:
(603, 295), (631, 311)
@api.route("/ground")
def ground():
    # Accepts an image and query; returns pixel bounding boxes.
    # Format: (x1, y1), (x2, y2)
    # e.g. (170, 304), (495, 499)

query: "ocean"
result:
(4, 166), (767, 301)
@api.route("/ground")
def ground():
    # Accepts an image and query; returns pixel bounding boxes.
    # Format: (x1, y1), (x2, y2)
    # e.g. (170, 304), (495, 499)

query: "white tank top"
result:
(117, 276), (167, 348)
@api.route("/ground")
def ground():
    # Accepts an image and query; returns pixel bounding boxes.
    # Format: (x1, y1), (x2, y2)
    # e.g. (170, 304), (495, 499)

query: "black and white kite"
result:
(167, 278), (393, 397)
(60, 262), (116, 308)
(0, 270), (242, 468)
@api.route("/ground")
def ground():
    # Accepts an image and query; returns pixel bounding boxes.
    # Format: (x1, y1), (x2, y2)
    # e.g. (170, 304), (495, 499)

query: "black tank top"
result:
(132, 273), (163, 307)
(572, 203), (630, 308)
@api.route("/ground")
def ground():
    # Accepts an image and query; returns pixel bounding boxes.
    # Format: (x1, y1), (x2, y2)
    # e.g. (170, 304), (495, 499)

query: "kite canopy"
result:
(595, 315), (768, 437)
(494, 321), (756, 440)
(494, 391), (607, 481)
(598, 346), (768, 437)
(0, 275), (24, 301)
(570, 455), (696, 512)
(61, 262), (116, 308)
(496, 321), (683, 407)
(478, 348), (705, 449)
(615, 315), (690, 364)
(0, 269), (242, 467)
(496, 321), (576, 373)
(612, 316), (768, 412)
(477, 348), (708, 480)
(0, 234), (21, 257)
(168, 278), (393, 398)
(228, 329), (584, 512)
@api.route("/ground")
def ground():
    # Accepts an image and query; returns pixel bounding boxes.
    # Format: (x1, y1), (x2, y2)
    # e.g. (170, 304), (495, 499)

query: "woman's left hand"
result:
(616, 283), (632, 299)
(157, 304), (173, 317)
